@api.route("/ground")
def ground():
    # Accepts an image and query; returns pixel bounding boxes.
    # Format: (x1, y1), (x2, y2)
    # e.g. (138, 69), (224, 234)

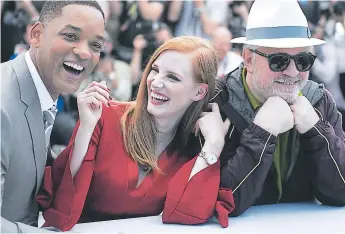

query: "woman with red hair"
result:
(36, 36), (234, 231)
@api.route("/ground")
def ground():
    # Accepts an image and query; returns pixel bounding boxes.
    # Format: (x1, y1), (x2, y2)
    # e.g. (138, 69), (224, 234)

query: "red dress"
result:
(36, 102), (234, 231)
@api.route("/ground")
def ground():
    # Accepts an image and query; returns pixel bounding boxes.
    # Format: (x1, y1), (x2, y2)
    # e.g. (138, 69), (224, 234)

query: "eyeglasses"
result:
(100, 51), (107, 59)
(249, 49), (317, 72)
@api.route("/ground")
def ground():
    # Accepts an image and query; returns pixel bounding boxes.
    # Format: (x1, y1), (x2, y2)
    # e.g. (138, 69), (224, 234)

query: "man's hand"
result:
(133, 34), (147, 52)
(253, 96), (294, 136)
(290, 96), (319, 134)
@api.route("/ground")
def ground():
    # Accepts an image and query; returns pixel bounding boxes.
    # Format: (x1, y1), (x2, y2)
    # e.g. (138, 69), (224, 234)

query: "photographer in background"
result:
(117, 0), (168, 63)
(330, 2), (345, 124)
(309, 19), (345, 131)
(130, 22), (172, 100)
(211, 26), (242, 78)
(1, 1), (39, 62)
(226, 1), (251, 53)
(169, 0), (228, 39)
(298, 0), (322, 27)
(8, 18), (36, 60)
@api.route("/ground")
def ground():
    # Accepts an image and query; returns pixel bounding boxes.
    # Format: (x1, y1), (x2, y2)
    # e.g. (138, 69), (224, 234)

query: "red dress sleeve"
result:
(36, 118), (103, 231)
(162, 156), (235, 228)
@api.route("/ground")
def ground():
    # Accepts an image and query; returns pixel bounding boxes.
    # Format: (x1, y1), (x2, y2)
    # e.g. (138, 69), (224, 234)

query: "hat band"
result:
(246, 26), (311, 40)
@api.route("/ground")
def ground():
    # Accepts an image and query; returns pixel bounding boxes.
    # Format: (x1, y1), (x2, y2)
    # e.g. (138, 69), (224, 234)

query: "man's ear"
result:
(243, 48), (254, 73)
(193, 83), (208, 101)
(29, 22), (44, 48)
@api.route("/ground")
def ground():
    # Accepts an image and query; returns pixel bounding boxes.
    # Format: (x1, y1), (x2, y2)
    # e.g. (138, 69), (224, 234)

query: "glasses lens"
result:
(100, 51), (106, 59)
(269, 54), (290, 72)
(295, 53), (315, 72)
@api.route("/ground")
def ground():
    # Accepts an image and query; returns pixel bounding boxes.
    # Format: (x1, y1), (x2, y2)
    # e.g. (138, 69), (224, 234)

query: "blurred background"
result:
(1, 0), (345, 157)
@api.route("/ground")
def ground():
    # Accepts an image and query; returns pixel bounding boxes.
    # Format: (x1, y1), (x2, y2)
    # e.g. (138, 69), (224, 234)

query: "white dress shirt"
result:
(24, 52), (57, 112)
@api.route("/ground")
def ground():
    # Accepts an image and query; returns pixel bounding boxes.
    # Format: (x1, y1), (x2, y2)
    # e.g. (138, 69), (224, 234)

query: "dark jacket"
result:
(214, 64), (345, 216)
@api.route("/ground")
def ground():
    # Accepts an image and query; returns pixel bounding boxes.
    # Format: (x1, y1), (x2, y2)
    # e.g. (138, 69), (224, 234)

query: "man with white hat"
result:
(213, 0), (345, 216)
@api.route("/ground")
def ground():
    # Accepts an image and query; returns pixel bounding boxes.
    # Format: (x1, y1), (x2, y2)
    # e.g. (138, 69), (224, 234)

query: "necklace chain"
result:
(141, 129), (178, 173)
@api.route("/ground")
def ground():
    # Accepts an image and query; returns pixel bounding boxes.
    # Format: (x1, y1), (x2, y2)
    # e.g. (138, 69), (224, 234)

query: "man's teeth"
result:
(151, 92), (169, 101)
(276, 80), (298, 85)
(64, 62), (84, 71)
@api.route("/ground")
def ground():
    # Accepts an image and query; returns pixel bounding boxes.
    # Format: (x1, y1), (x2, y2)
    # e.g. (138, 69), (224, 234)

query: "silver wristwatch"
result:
(199, 151), (218, 165)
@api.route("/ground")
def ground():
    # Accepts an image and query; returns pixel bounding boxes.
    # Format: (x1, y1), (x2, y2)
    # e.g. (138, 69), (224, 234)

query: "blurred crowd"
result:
(1, 0), (345, 155)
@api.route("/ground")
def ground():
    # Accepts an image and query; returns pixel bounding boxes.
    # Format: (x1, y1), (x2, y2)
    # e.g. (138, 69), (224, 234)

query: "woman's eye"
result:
(167, 74), (180, 81)
(151, 67), (159, 73)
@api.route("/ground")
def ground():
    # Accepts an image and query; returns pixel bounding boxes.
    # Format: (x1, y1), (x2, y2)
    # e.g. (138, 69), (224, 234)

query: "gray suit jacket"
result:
(1, 54), (50, 232)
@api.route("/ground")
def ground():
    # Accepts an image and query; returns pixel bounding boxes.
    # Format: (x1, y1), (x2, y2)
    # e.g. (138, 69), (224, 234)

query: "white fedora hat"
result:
(231, 0), (325, 48)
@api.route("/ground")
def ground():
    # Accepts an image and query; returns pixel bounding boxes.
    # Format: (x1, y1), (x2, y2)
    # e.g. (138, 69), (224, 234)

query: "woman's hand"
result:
(195, 103), (230, 155)
(77, 81), (111, 129)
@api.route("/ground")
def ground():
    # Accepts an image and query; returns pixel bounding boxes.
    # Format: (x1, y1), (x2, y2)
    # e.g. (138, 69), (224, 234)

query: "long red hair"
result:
(121, 36), (217, 171)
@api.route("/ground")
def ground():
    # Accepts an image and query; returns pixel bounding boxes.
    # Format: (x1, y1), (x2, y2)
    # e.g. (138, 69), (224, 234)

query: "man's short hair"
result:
(39, 0), (105, 24)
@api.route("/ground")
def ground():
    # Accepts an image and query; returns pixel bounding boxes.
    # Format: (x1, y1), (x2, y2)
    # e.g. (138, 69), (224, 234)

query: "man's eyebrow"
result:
(62, 24), (82, 32)
(96, 35), (106, 43)
(62, 24), (105, 42)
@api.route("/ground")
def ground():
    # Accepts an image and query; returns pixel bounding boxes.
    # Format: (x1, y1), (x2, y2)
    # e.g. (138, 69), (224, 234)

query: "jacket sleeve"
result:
(36, 119), (103, 232)
(300, 90), (345, 206)
(1, 108), (13, 207)
(162, 156), (235, 228)
(214, 79), (278, 216)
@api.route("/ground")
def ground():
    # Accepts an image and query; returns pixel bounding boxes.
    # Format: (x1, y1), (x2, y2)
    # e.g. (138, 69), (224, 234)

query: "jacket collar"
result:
(10, 54), (47, 194)
(11, 54), (39, 107)
(221, 62), (325, 132)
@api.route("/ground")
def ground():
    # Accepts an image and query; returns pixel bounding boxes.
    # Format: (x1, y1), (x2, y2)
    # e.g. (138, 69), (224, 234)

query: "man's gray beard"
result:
(252, 73), (307, 104)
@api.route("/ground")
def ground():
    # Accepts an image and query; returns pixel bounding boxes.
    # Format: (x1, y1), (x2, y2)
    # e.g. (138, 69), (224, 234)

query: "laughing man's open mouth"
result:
(63, 62), (85, 76)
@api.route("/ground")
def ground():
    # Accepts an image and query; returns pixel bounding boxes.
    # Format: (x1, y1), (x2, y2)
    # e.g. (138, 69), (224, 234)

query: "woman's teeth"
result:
(151, 92), (169, 102)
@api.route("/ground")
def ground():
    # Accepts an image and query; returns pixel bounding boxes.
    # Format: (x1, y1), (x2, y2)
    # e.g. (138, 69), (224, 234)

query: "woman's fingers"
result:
(209, 103), (220, 113)
(224, 118), (231, 132)
(78, 91), (108, 107)
(85, 96), (101, 109)
(83, 85), (110, 100)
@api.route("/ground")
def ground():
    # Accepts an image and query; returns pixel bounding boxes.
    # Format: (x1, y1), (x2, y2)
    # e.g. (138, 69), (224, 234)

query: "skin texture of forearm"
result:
(70, 124), (95, 177)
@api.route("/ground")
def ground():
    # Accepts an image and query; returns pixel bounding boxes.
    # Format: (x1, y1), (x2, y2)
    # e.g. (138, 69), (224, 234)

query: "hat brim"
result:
(231, 37), (325, 48)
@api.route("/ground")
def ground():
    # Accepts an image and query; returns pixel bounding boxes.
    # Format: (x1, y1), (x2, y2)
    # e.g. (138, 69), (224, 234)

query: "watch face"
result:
(206, 154), (218, 165)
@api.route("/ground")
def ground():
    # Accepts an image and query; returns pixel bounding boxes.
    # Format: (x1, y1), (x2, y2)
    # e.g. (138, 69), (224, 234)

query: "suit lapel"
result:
(11, 54), (46, 194)
(25, 106), (46, 194)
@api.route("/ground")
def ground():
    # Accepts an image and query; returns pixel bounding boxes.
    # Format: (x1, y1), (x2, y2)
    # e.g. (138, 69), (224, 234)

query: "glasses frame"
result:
(249, 49), (317, 72)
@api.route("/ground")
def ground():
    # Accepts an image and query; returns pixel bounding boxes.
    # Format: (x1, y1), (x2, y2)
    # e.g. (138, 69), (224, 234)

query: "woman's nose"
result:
(150, 76), (165, 89)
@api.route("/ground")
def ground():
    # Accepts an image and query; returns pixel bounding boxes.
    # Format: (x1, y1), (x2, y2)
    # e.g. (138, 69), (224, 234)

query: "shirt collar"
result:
(242, 68), (261, 111)
(25, 52), (57, 112)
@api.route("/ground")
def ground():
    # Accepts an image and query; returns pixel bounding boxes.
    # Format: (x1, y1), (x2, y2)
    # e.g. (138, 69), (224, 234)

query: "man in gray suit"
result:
(1, 1), (108, 232)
